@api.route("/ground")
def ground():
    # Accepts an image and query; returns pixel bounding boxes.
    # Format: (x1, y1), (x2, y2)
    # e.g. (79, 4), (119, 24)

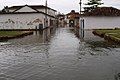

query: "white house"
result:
(0, 5), (57, 30)
(82, 7), (120, 29)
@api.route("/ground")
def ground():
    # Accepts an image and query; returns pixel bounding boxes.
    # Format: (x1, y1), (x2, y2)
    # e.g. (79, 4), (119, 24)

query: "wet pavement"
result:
(0, 27), (120, 80)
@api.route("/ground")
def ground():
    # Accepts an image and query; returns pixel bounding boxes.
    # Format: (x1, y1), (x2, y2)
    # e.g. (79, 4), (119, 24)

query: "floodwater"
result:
(0, 27), (120, 80)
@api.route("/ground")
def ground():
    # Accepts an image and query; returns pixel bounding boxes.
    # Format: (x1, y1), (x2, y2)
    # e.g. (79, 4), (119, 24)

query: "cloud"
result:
(102, 0), (120, 8)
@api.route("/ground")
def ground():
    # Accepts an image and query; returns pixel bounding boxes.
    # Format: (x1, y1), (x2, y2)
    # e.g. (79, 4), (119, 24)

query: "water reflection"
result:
(79, 28), (84, 39)
(0, 27), (120, 80)
(114, 73), (120, 80)
(34, 28), (51, 43)
(0, 28), (55, 67)
(0, 42), (11, 46)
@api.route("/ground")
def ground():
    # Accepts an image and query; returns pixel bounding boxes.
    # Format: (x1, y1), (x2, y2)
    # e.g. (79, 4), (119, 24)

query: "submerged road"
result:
(0, 27), (120, 80)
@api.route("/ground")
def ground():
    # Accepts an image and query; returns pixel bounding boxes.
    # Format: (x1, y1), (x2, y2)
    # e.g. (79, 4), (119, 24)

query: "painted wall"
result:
(83, 17), (120, 29)
(0, 13), (55, 29)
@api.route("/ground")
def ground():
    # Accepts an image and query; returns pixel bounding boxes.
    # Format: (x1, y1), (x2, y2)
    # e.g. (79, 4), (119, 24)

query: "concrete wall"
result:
(0, 13), (55, 29)
(83, 17), (120, 29)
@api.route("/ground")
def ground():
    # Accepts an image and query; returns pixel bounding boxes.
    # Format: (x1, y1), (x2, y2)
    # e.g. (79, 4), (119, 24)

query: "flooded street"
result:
(0, 27), (120, 80)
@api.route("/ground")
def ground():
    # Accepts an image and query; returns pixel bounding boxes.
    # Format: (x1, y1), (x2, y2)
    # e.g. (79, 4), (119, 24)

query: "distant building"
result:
(82, 7), (120, 29)
(57, 13), (66, 27)
(66, 10), (80, 27)
(0, 5), (57, 30)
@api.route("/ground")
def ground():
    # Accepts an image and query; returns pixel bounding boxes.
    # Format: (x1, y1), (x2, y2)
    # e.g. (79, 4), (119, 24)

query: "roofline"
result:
(82, 15), (120, 17)
(8, 5), (57, 12)
(66, 12), (80, 15)
(82, 7), (120, 16)
(0, 12), (56, 18)
(29, 5), (57, 12)
(13, 5), (39, 12)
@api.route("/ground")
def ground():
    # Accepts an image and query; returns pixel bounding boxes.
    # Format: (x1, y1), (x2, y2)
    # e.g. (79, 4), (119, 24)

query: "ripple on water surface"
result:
(0, 28), (120, 80)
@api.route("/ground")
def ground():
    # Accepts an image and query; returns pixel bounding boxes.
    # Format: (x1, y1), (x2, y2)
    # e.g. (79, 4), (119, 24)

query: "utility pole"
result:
(45, 0), (48, 28)
(79, 0), (82, 15)
(79, 0), (84, 39)
(45, 0), (48, 42)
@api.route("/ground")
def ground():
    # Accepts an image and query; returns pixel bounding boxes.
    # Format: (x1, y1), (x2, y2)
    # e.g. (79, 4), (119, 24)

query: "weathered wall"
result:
(0, 13), (55, 29)
(83, 17), (120, 29)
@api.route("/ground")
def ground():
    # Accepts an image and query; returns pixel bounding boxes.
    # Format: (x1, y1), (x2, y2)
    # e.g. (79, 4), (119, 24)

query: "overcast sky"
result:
(0, 0), (120, 13)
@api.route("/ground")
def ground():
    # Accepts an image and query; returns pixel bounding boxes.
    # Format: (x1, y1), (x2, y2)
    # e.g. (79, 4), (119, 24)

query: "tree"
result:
(84, 0), (103, 12)
(2, 6), (9, 13)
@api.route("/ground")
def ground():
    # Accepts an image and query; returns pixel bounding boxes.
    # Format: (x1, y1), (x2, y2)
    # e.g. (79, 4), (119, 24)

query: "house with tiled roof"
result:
(0, 4), (57, 30)
(66, 10), (80, 27)
(82, 7), (120, 29)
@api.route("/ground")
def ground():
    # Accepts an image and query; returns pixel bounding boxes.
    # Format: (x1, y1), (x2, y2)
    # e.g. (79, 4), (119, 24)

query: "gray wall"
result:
(83, 16), (120, 29)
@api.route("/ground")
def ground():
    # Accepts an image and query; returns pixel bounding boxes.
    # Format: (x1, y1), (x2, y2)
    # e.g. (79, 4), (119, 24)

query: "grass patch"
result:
(0, 31), (33, 41)
(93, 29), (120, 44)
(0, 31), (25, 37)
(95, 30), (120, 35)
(107, 33), (120, 39)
